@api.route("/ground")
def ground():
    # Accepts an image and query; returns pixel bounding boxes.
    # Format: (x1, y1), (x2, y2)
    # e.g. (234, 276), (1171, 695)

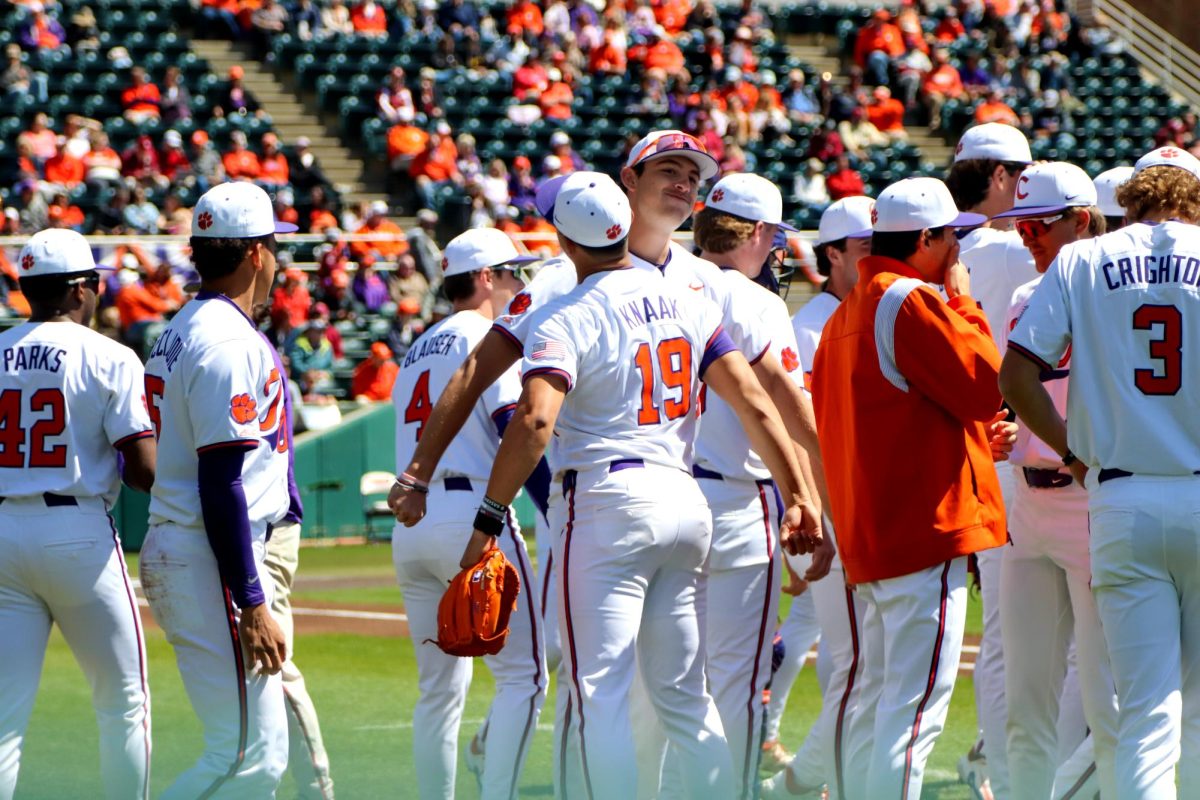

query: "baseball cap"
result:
(398, 297), (421, 315)
(1093, 165), (1135, 217)
(192, 182), (299, 238)
(370, 341), (393, 359)
(704, 173), (797, 231)
(296, 136), (311, 148)
(552, 171), (633, 248)
(18, 229), (107, 278)
(534, 174), (569, 218)
(550, 131), (570, 147)
(992, 162), (1097, 219)
(369, 200), (389, 216)
(873, 177), (987, 232)
(1133, 146), (1200, 178)
(625, 130), (719, 182)
(817, 196), (875, 244)
(163, 129), (182, 148)
(442, 228), (538, 277)
(953, 123), (1032, 164)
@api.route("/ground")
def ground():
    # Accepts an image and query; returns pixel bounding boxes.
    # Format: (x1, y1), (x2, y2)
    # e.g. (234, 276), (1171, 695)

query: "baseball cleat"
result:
(759, 771), (826, 799)
(464, 738), (485, 793)
(957, 739), (994, 800)
(760, 739), (794, 774)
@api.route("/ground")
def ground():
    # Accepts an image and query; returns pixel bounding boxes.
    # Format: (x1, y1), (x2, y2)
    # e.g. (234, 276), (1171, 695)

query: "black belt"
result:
(0, 493), (79, 507)
(563, 458), (644, 494)
(1023, 467), (1074, 489)
(444, 476), (473, 492)
(692, 464), (723, 481)
(1098, 468), (1200, 484)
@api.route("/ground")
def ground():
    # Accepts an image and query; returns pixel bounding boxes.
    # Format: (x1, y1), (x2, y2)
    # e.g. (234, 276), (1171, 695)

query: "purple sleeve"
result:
(698, 326), (738, 378)
(198, 446), (265, 608)
(493, 405), (551, 516)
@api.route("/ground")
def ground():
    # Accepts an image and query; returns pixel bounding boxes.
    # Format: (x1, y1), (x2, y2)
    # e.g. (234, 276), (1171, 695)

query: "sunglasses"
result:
(67, 271), (101, 291)
(631, 133), (708, 166)
(1014, 213), (1065, 239)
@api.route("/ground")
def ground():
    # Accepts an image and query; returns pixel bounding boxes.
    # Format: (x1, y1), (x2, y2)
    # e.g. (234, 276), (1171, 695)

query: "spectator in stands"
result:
(508, 0), (544, 37)
(122, 67), (162, 125)
(508, 155), (537, 212)
(160, 130), (192, 184)
(83, 130), (122, 189)
(413, 67), (444, 120)
(159, 66), (192, 126)
(794, 158), (830, 208)
(321, 0), (354, 36)
(405, 209), (441, 279)
(386, 116), (429, 173)
(826, 154), (865, 201)
(123, 185), (160, 234)
(2, 44), (47, 103)
(540, 68), (575, 120)
(122, 135), (168, 190)
(386, 298), (425, 359)
(288, 316), (337, 399)
(307, 301), (343, 357)
(589, 20), (627, 74)
(290, 0), (322, 40)
(19, 3), (65, 52)
(251, 0), (289, 56)
(854, 9), (905, 86)
(958, 51), (991, 97)
(455, 133), (482, 180)
(719, 140), (748, 174)
(352, 201), (408, 261)
(93, 185), (127, 233)
(289, 137), (327, 194)
(377, 66), (414, 125)
(438, 0), (481, 37)
(258, 132), (290, 188)
(388, 251), (430, 308)
(274, 188), (300, 228)
(215, 65), (262, 118)
(727, 26), (757, 73)
(352, 256), (390, 313)
(895, 40), (932, 111)
(867, 86), (907, 140)
(838, 108), (888, 159)
(352, 342), (399, 403)
(410, 129), (463, 209)
(975, 89), (1019, 125)
(19, 112), (57, 167)
(634, 26), (687, 80)
(351, 0), (388, 37)
(783, 69), (820, 125)
(115, 256), (182, 355)
(157, 191), (193, 234)
(513, 55), (549, 101)
(271, 266), (313, 341)
(547, 131), (584, 174)
(16, 181), (48, 233)
(198, 0), (242, 39)
(223, 130), (262, 181)
(922, 47), (965, 130)
(520, 209), (560, 256)
(46, 192), (84, 231)
(934, 6), (966, 42)
(190, 130), (225, 190)
(43, 142), (85, 194)
(807, 120), (845, 162)
(749, 92), (789, 144)
(66, 6), (100, 53)
(108, 45), (133, 70)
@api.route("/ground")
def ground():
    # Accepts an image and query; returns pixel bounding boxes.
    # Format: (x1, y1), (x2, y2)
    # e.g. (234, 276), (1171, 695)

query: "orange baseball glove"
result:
(432, 547), (521, 657)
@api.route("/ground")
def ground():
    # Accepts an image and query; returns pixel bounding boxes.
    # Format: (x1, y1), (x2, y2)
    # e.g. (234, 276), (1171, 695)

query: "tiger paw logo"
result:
(1161, 147), (1181, 159)
(870, 205), (879, 225)
(20, 253), (34, 271)
(955, 141), (964, 155)
(710, 189), (725, 203)
(508, 291), (532, 315)
(230, 393), (258, 424)
(197, 211), (214, 230)
(441, 256), (449, 271)
(606, 224), (623, 240)
(781, 347), (800, 372)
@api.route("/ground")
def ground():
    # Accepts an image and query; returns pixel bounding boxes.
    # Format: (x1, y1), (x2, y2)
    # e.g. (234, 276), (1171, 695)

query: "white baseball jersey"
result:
(792, 290), (840, 388)
(493, 255), (578, 350)
(392, 310), (521, 480)
(0, 322), (151, 507)
(521, 266), (733, 474)
(960, 227), (1038, 351)
(146, 292), (290, 533)
(695, 269), (804, 480)
(1009, 221), (1200, 474)
(1003, 276), (1071, 469)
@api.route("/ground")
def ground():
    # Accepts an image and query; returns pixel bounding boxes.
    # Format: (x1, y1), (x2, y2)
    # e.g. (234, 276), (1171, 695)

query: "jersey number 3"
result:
(0, 388), (67, 468)
(634, 338), (692, 425)
(1133, 304), (1182, 396)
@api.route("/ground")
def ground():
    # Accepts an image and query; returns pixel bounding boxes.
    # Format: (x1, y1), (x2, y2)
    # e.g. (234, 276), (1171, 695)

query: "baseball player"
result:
(1002, 145), (1200, 798)
(813, 177), (1014, 798)
(139, 182), (296, 798)
(1093, 165), (1135, 232)
(763, 196), (876, 800)
(0, 229), (153, 800)
(991, 161), (1119, 799)
(946, 122), (1038, 799)
(455, 170), (822, 800)
(390, 227), (547, 800)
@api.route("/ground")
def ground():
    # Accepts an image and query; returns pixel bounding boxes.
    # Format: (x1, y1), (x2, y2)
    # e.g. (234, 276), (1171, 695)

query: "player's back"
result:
(792, 290), (840, 388)
(960, 226), (1038, 351)
(524, 266), (728, 474)
(0, 321), (149, 506)
(146, 293), (289, 530)
(392, 311), (516, 479)
(1029, 221), (1200, 474)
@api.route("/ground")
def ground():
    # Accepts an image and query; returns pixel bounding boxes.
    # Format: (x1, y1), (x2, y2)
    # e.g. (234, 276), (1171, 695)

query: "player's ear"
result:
(619, 166), (638, 192)
(1074, 209), (1090, 236)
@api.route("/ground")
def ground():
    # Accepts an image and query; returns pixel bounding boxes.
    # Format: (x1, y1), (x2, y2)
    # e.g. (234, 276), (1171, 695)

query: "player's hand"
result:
(389, 482), (428, 526)
(460, 528), (499, 569)
(1068, 459), (1088, 486)
(944, 261), (971, 299)
(779, 500), (822, 557)
(987, 411), (1018, 462)
(804, 528), (836, 582)
(781, 559), (808, 596)
(239, 603), (287, 676)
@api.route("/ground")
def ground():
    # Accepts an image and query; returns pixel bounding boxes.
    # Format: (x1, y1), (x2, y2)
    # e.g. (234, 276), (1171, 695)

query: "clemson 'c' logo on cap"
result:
(20, 253), (34, 271)
(955, 141), (964, 155)
(606, 224), (623, 240)
(1015, 175), (1030, 200)
(198, 211), (214, 230)
(710, 189), (725, 202)
(1162, 148), (1181, 159)
(870, 206), (879, 224)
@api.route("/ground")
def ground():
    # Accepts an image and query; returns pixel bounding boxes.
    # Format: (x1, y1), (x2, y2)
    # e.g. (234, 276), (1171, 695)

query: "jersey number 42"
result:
(0, 388), (67, 468)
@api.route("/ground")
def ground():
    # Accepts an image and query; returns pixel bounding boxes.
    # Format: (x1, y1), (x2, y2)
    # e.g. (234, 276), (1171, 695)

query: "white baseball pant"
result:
(1001, 477), (1118, 799)
(0, 497), (150, 800)
(264, 520), (335, 800)
(764, 585), (821, 746)
(140, 522), (288, 799)
(844, 557), (969, 799)
(557, 463), (733, 800)
(392, 478), (546, 800)
(1089, 473), (1200, 799)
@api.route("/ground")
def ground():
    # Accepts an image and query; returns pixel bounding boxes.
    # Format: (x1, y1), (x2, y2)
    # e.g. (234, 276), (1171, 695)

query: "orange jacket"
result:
(351, 358), (399, 401)
(223, 149), (261, 180)
(387, 124), (430, 161)
(854, 22), (905, 67)
(867, 97), (905, 132)
(811, 256), (1006, 583)
(975, 100), (1019, 126)
(258, 152), (289, 186)
(351, 219), (409, 260)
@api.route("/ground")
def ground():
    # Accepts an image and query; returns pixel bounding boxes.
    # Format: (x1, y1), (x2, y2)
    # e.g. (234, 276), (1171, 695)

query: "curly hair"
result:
(1115, 167), (1200, 223)
(693, 207), (757, 254)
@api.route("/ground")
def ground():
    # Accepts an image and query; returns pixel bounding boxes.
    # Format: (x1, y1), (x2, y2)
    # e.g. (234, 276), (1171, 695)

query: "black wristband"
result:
(481, 495), (507, 515)
(1062, 450), (1077, 467)
(473, 509), (505, 537)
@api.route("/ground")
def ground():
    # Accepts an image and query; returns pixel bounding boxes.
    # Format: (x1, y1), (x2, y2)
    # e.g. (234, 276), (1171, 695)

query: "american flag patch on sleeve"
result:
(530, 340), (568, 361)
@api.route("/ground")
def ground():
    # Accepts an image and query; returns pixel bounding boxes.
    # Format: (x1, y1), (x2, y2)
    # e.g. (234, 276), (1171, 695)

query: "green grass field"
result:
(17, 545), (983, 798)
